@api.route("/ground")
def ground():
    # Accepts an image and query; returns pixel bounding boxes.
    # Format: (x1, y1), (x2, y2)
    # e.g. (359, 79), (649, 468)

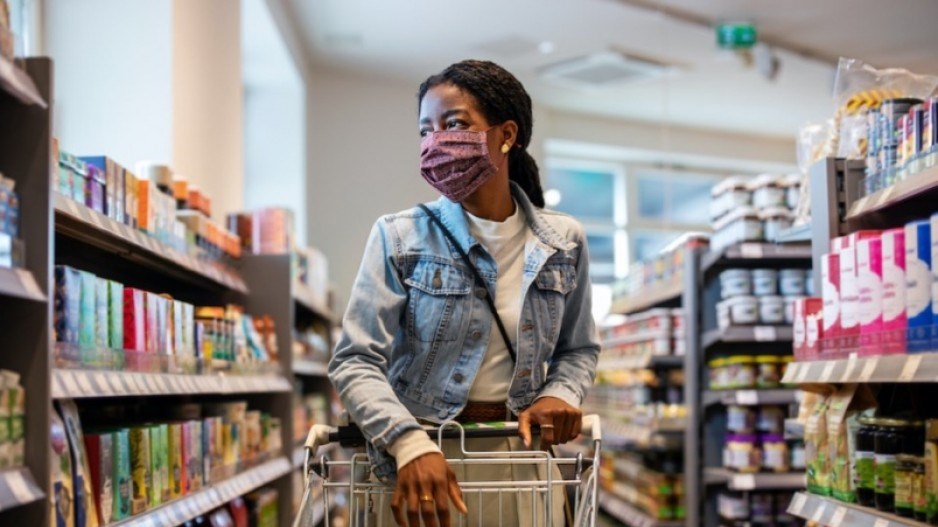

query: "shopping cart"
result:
(294, 415), (602, 527)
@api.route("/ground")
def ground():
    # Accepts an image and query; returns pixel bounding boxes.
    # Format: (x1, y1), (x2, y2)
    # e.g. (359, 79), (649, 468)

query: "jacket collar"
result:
(433, 181), (573, 254)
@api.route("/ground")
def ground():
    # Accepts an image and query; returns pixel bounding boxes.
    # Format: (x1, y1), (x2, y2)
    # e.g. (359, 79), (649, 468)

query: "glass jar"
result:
(914, 456), (927, 521)
(756, 406), (786, 434)
(750, 493), (774, 523)
(790, 439), (806, 470)
(709, 358), (729, 390)
(876, 418), (917, 513)
(763, 434), (790, 473)
(725, 355), (756, 388)
(755, 355), (780, 387)
(856, 417), (878, 507)
(727, 405), (756, 433)
(724, 434), (761, 473)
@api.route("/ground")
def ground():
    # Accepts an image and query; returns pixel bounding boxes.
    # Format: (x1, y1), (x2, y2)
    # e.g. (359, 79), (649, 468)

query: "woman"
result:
(329, 59), (600, 527)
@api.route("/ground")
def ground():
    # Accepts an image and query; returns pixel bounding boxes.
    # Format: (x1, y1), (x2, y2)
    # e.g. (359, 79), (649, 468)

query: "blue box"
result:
(906, 219), (933, 351)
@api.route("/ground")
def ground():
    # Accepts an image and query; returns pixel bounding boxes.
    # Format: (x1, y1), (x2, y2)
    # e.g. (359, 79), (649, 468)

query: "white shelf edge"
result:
(783, 352), (938, 385)
(0, 467), (45, 513)
(787, 491), (929, 527)
(51, 368), (291, 399)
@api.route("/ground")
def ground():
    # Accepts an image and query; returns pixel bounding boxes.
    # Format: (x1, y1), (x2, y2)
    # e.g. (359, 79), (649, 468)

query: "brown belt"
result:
(456, 401), (516, 423)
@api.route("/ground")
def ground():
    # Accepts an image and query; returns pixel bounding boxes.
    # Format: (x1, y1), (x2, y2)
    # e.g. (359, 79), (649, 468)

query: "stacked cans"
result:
(866, 97), (938, 195)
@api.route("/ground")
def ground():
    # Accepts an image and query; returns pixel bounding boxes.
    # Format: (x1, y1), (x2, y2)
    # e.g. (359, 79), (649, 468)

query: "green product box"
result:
(147, 425), (163, 508)
(94, 278), (109, 354)
(78, 271), (96, 362)
(158, 425), (170, 503)
(112, 429), (131, 521)
(108, 281), (124, 353)
(129, 426), (150, 515)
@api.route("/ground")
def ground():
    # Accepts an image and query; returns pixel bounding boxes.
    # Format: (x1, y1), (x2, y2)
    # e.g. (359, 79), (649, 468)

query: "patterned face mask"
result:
(419, 128), (503, 202)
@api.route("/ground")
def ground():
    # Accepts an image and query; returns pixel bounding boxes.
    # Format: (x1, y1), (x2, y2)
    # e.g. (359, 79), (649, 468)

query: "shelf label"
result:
(811, 502), (826, 522)
(754, 326), (778, 342)
(900, 355), (923, 381)
(736, 390), (759, 405)
(782, 363), (799, 383)
(127, 374), (145, 393)
(830, 506), (847, 526)
(5, 470), (35, 503)
(820, 361), (836, 383)
(740, 243), (764, 258)
(789, 493), (807, 515)
(795, 363), (811, 383)
(75, 371), (94, 395)
(873, 519), (890, 527)
(859, 358), (879, 382)
(60, 370), (79, 396)
(733, 474), (756, 490)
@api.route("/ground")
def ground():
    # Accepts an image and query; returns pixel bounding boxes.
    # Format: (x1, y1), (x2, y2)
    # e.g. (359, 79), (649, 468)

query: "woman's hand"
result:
(518, 396), (583, 448)
(392, 452), (467, 527)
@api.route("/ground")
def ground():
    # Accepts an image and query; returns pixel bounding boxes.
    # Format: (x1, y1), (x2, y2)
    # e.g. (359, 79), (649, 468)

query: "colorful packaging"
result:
(78, 271), (96, 360)
(137, 179), (154, 234)
(108, 281), (124, 352)
(857, 236), (884, 352)
(167, 423), (185, 498)
(834, 232), (880, 353)
(907, 220), (933, 351)
(51, 409), (75, 527)
(124, 170), (138, 229)
(128, 426), (151, 514)
(0, 373), (12, 468)
(805, 392), (832, 496)
(246, 488), (279, 527)
(145, 293), (159, 354)
(54, 266), (81, 346)
(158, 424), (170, 503)
(794, 298), (823, 361)
(147, 425), (164, 508)
(822, 253), (841, 356)
(94, 278), (108, 354)
(931, 213), (938, 348)
(827, 384), (877, 503)
(185, 420), (203, 491)
(112, 429), (131, 521)
(71, 157), (88, 204)
(122, 288), (146, 354)
(173, 300), (185, 358)
(83, 432), (113, 525)
(85, 164), (106, 214)
(882, 228), (908, 354)
(79, 157), (124, 223)
(58, 401), (100, 527)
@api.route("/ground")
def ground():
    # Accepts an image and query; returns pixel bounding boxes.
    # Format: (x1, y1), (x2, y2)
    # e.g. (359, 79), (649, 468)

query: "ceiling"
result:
(287, 0), (938, 138)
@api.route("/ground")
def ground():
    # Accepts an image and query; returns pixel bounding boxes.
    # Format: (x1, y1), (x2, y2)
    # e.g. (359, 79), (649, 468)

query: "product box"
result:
(57, 150), (75, 198)
(185, 420), (203, 491)
(158, 424), (170, 503)
(83, 432), (114, 525)
(173, 300), (186, 358)
(821, 253), (842, 356)
(122, 288), (146, 355)
(246, 488), (279, 527)
(72, 157), (88, 205)
(54, 265), (82, 346)
(108, 281), (124, 353)
(81, 156), (126, 224)
(167, 423), (185, 499)
(0, 374), (11, 468)
(857, 236), (884, 352)
(51, 409), (75, 527)
(157, 295), (172, 356)
(882, 228), (908, 354)
(112, 429), (131, 521)
(833, 232), (880, 353)
(137, 179), (155, 234)
(85, 164), (106, 215)
(145, 425), (161, 509)
(906, 220), (933, 351)
(58, 400), (100, 527)
(932, 213), (938, 348)
(124, 170), (138, 229)
(129, 426), (152, 514)
(145, 293), (159, 354)
(94, 278), (108, 353)
(793, 297), (823, 361)
(79, 271), (96, 360)
(6, 372), (23, 467)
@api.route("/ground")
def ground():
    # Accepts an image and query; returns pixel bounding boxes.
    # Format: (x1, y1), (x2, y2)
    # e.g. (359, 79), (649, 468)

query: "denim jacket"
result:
(328, 182), (600, 481)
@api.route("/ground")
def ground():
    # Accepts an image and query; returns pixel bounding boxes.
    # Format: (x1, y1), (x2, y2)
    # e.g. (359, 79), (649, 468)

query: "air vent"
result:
(538, 51), (675, 89)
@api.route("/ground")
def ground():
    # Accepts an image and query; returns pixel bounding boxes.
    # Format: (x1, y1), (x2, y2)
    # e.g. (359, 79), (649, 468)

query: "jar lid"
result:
(725, 355), (756, 365)
(761, 433), (785, 442)
(755, 355), (780, 364)
(727, 433), (758, 442)
(711, 175), (751, 197)
(758, 207), (794, 221)
(709, 358), (727, 367)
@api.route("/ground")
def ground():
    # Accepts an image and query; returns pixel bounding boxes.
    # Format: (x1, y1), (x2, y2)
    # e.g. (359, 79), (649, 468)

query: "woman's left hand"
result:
(517, 397), (582, 448)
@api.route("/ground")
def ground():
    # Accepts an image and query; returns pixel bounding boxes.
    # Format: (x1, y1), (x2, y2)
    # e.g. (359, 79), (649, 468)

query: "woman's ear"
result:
(500, 120), (519, 150)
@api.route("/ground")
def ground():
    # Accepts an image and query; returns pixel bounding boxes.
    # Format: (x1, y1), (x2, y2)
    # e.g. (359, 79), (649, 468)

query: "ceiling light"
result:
(538, 41), (556, 55)
(537, 50), (678, 90)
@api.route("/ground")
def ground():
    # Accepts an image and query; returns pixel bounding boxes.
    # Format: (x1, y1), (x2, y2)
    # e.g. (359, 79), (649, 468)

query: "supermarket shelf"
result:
(702, 388), (801, 407)
(598, 490), (683, 527)
(0, 266), (46, 302)
(50, 368), (291, 399)
(54, 194), (248, 294)
(846, 164), (938, 222)
(704, 468), (805, 490)
(787, 491), (928, 527)
(0, 467), (44, 513)
(781, 352), (938, 385)
(597, 354), (684, 372)
(602, 331), (673, 348)
(292, 358), (329, 377)
(110, 456), (291, 527)
(702, 325), (793, 349)
(703, 242), (812, 274)
(605, 419), (685, 451)
(611, 278), (683, 316)
(771, 223), (812, 244)
(0, 55), (47, 107)
(293, 285), (335, 323)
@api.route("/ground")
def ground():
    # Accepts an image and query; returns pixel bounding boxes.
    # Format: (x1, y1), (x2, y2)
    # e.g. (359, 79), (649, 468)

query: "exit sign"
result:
(717, 23), (757, 49)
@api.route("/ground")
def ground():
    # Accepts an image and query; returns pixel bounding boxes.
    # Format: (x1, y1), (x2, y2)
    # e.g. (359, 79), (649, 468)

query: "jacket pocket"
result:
(534, 264), (577, 295)
(405, 259), (472, 342)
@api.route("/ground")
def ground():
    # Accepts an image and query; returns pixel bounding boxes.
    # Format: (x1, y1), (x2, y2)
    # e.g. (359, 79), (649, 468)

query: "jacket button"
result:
(517, 369), (531, 378)
(474, 288), (487, 299)
(453, 373), (464, 383)
(470, 330), (482, 340)
(438, 409), (449, 419)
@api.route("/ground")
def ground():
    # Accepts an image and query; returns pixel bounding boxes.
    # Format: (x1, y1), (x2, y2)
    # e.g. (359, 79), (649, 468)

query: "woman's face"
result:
(418, 83), (513, 163)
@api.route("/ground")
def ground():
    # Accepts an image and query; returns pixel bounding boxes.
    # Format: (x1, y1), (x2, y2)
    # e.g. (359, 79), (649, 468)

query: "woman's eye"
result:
(419, 129), (430, 137)
(446, 120), (466, 129)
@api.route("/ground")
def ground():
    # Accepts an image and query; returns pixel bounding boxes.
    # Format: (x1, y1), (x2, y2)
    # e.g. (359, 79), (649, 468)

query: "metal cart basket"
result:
(294, 415), (602, 527)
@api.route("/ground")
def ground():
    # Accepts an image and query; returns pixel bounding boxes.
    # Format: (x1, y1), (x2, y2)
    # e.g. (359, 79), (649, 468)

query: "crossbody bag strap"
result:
(417, 204), (517, 364)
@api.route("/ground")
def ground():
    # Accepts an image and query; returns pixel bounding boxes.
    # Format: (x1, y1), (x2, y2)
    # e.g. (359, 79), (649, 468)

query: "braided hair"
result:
(418, 60), (545, 207)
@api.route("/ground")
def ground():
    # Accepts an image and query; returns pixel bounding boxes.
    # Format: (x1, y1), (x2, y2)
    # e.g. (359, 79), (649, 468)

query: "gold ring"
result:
(420, 495), (434, 503)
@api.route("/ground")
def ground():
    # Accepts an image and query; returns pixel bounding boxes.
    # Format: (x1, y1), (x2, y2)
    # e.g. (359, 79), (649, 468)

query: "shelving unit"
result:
(701, 389), (800, 407)
(782, 352), (938, 386)
(704, 468), (805, 491)
(598, 491), (685, 527)
(702, 325), (794, 349)
(50, 369), (292, 399)
(611, 277), (684, 316)
(787, 491), (925, 527)
(0, 468), (44, 513)
(0, 55), (47, 106)
(702, 243), (812, 275)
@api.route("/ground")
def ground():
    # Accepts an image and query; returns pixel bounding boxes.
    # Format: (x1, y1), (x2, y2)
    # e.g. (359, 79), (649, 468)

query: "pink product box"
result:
(857, 236), (884, 353)
(880, 228), (908, 355)
(832, 231), (880, 355)
(793, 297), (823, 361)
(821, 252), (842, 358)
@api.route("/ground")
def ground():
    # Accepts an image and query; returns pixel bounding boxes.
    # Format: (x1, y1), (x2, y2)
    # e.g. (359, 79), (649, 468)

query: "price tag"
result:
(16, 269), (44, 299)
(733, 474), (756, 490)
(873, 519), (890, 527)
(811, 502), (826, 523)
(840, 359), (858, 383)
(740, 243), (764, 258)
(859, 358), (879, 382)
(830, 506), (847, 526)
(60, 370), (79, 397)
(736, 390), (759, 405)
(754, 326), (778, 342)
(75, 371), (94, 395)
(93, 372), (113, 395)
(795, 363), (811, 383)
(820, 361), (836, 383)
(5, 470), (35, 503)
(789, 493), (807, 515)
(900, 355), (923, 381)
(783, 363), (800, 383)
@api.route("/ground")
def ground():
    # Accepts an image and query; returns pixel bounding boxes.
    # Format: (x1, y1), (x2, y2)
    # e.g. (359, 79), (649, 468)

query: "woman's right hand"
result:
(391, 452), (467, 527)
